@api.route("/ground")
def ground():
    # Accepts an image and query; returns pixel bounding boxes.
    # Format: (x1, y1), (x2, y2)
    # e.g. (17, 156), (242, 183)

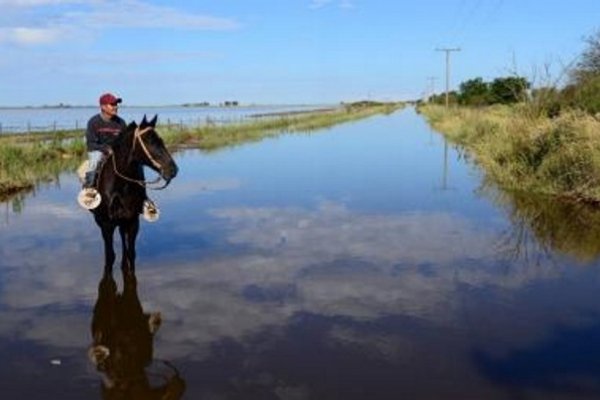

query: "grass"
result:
(157, 102), (402, 151)
(0, 102), (403, 200)
(0, 136), (84, 200)
(481, 182), (600, 262)
(419, 104), (600, 204)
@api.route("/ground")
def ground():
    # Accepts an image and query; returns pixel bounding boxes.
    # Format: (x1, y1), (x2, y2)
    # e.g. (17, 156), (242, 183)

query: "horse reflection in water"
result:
(90, 115), (178, 272)
(88, 270), (186, 399)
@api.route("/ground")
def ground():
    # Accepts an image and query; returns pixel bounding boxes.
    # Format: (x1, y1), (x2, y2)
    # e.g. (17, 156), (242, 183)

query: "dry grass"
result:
(420, 104), (600, 203)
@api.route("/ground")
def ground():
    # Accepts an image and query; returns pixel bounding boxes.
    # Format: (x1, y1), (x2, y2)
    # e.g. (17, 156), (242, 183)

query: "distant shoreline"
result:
(0, 103), (334, 111)
(249, 106), (339, 118)
(0, 104), (338, 134)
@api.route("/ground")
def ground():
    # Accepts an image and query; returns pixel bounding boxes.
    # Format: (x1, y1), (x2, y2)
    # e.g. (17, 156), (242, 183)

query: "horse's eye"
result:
(145, 134), (161, 146)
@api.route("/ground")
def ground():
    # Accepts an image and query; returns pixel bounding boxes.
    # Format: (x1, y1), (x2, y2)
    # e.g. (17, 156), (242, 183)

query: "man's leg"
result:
(78, 150), (104, 209)
(85, 151), (103, 189)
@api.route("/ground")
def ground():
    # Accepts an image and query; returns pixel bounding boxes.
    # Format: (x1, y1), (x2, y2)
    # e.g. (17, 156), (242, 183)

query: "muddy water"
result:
(2, 108), (600, 399)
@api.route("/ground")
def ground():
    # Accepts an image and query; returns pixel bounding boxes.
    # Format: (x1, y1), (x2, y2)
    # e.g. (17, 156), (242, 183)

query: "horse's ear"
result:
(149, 114), (158, 127)
(141, 115), (148, 127)
(127, 121), (137, 130)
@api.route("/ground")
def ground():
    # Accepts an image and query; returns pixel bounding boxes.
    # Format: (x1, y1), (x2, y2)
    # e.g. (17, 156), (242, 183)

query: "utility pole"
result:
(435, 47), (460, 108)
(426, 76), (437, 103)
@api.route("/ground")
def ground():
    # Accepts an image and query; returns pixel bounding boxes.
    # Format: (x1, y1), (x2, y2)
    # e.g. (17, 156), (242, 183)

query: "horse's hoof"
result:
(78, 188), (101, 210)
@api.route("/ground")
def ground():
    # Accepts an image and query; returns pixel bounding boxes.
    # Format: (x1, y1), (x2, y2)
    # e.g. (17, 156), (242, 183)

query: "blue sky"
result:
(1, 0), (599, 106)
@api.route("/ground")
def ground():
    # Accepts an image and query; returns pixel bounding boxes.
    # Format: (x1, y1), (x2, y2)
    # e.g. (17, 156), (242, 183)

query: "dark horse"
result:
(91, 115), (178, 272)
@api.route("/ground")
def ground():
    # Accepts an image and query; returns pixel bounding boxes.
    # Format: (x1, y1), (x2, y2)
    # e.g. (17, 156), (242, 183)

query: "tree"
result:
(566, 30), (600, 114)
(568, 75), (600, 114)
(489, 76), (530, 104)
(428, 91), (458, 105)
(531, 86), (562, 118)
(458, 77), (490, 106)
(572, 30), (600, 83)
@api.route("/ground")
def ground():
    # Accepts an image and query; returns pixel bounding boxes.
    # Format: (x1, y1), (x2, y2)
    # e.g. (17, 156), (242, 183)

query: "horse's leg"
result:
(100, 224), (116, 273)
(119, 218), (139, 273)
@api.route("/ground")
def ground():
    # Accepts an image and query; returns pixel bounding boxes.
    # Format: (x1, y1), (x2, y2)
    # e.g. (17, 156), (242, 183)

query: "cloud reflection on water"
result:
(1, 192), (599, 398)
(130, 201), (582, 360)
(0, 199), (579, 351)
(143, 200), (600, 398)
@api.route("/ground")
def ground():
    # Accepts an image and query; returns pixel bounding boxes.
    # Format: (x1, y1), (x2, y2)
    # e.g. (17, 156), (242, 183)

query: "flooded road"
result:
(2, 108), (600, 399)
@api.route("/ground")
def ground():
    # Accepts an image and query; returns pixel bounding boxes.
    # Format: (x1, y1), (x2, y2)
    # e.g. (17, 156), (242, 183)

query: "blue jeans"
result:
(87, 150), (103, 173)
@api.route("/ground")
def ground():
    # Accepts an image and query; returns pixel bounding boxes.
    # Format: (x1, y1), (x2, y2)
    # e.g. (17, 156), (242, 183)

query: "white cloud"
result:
(309, 0), (333, 9)
(84, 50), (221, 64)
(0, 26), (66, 45)
(339, 0), (355, 9)
(0, 0), (85, 6)
(69, 0), (239, 31)
(1, 0), (239, 46)
(309, 0), (355, 10)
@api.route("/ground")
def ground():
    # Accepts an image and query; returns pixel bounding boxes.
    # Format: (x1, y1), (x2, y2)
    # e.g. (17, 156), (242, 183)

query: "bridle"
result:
(109, 126), (171, 189)
(131, 126), (163, 170)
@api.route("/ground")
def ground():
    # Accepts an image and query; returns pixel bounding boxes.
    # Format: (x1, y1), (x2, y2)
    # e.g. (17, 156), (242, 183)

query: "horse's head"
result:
(128, 115), (178, 184)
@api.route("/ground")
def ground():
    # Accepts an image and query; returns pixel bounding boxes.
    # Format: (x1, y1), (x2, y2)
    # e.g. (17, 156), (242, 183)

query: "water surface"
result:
(1, 108), (600, 399)
(0, 104), (328, 133)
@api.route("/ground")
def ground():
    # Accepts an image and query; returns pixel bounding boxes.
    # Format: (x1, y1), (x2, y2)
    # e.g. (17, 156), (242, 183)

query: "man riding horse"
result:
(80, 92), (158, 220)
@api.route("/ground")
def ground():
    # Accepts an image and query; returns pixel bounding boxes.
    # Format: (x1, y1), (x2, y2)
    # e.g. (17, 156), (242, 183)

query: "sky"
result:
(1, 0), (599, 106)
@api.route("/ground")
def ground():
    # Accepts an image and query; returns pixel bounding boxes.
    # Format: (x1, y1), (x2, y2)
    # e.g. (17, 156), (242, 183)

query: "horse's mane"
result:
(110, 121), (137, 153)
(96, 121), (147, 221)
(111, 115), (159, 154)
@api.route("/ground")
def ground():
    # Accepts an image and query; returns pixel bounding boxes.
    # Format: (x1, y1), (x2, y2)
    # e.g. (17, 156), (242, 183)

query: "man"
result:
(79, 93), (159, 220)
(84, 92), (126, 191)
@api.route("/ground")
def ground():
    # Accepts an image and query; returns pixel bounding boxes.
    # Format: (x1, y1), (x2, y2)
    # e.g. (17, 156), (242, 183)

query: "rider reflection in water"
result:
(88, 270), (186, 399)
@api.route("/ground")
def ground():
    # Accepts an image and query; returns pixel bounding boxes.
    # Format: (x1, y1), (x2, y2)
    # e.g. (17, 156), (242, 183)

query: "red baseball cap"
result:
(99, 93), (122, 105)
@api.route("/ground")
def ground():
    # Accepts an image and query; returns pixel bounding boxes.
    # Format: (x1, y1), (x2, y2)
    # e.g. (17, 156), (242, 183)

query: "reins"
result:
(108, 126), (170, 190)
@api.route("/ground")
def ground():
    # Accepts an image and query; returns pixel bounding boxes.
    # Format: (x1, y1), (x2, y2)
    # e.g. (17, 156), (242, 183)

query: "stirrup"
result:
(142, 199), (160, 222)
(78, 188), (101, 210)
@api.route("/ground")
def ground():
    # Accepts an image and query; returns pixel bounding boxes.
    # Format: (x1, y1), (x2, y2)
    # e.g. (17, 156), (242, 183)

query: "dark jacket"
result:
(86, 113), (127, 152)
